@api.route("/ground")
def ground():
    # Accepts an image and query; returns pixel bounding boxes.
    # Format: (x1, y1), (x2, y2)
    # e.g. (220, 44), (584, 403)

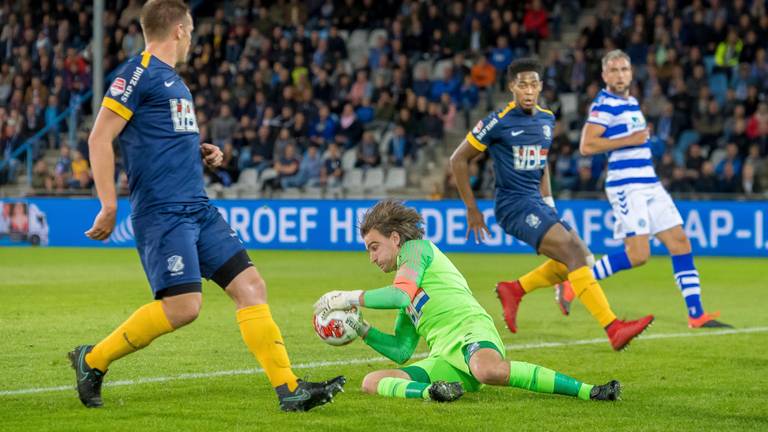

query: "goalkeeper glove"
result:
(313, 290), (364, 318)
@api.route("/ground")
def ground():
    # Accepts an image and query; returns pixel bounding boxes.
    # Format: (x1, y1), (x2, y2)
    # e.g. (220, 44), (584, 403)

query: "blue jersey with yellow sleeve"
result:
(102, 51), (206, 217)
(465, 101), (555, 198)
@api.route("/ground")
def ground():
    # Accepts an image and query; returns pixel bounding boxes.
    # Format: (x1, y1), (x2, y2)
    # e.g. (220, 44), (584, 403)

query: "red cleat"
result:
(554, 281), (575, 316)
(495, 280), (526, 333)
(605, 315), (655, 351)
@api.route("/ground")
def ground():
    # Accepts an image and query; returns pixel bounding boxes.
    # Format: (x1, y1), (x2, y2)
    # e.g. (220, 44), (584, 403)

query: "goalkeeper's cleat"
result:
(495, 280), (526, 333)
(688, 311), (732, 329)
(590, 380), (622, 401)
(68, 345), (106, 408)
(554, 281), (575, 316)
(606, 315), (654, 351)
(278, 376), (346, 412)
(427, 381), (464, 403)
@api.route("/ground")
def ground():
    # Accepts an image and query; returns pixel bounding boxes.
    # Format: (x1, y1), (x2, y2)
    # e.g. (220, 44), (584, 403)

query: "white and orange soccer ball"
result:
(313, 308), (360, 346)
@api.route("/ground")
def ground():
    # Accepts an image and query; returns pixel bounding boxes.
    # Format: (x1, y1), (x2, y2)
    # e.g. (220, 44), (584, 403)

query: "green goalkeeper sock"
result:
(377, 377), (430, 400)
(509, 361), (594, 400)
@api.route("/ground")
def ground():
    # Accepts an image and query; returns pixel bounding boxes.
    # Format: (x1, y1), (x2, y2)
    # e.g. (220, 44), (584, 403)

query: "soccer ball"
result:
(313, 308), (360, 346)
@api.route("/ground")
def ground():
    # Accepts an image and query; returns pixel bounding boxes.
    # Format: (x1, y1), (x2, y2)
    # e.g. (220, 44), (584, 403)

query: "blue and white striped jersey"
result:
(586, 89), (658, 189)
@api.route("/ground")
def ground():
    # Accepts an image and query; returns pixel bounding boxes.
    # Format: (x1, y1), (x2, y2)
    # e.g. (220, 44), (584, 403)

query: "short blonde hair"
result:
(602, 49), (631, 70)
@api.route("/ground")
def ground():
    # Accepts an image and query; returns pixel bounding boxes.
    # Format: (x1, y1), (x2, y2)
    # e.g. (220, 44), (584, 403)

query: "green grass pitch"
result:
(0, 248), (766, 431)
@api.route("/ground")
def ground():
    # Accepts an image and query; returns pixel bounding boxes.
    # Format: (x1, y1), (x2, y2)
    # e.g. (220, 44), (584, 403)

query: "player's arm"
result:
(84, 107), (127, 240)
(348, 309), (419, 365)
(450, 139), (490, 243)
(579, 122), (649, 156)
(313, 241), (434, 313)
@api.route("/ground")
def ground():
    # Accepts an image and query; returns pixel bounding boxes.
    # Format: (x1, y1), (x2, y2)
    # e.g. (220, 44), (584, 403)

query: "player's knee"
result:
(227, 271), (268, 308)
(361, 372), (381, 394)
(162, 296), (202, 327)
(471, 365), (505, 385)
(563, 238), (588, 269)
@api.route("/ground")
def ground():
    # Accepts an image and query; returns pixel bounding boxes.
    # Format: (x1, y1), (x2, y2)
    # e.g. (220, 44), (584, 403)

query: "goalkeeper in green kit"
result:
(314, 200), (622, 403)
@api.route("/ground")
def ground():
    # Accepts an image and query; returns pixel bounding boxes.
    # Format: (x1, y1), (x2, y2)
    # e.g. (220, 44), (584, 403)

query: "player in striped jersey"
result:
(554, 50), (729, 329)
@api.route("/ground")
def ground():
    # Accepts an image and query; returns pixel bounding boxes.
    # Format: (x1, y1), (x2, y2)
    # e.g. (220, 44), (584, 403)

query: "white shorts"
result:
(606, 183), (683, 240)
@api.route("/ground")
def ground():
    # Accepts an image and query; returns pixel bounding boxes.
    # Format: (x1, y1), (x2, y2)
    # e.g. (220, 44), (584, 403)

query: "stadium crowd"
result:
(0, 0), (765, 198)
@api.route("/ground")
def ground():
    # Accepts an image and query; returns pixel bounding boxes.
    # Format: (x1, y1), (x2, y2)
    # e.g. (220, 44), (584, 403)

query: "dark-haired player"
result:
(450, 58), (653, 351)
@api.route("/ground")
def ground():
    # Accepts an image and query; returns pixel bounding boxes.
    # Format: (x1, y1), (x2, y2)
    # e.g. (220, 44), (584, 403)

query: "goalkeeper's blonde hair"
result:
(359, 200), (424, 246)
(602, 49), (631, 70)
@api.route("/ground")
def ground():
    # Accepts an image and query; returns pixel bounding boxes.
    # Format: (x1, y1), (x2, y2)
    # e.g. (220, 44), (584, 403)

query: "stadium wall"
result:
(1, 198), (766, 257)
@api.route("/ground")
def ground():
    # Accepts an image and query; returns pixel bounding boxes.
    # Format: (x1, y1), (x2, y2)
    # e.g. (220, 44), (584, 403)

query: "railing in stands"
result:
(0, 86), (96, 187)
(0, 2), (205, 189)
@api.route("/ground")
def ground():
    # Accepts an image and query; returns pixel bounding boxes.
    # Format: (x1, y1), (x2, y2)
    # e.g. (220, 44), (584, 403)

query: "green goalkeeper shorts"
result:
(400, 318), (504, 392)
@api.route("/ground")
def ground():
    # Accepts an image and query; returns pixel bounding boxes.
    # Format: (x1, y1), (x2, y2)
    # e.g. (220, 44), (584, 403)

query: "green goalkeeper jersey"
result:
(395, 239), (495, 353)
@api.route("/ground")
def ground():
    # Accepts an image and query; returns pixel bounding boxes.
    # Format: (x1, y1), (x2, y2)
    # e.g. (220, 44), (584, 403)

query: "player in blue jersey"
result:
(67, 0), (344, 411)
(450, 58), (654, 351)
(552, 50), (729, 329)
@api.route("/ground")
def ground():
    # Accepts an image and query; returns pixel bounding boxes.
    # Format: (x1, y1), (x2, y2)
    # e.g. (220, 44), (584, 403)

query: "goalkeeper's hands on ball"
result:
(313, 290), (364, 318)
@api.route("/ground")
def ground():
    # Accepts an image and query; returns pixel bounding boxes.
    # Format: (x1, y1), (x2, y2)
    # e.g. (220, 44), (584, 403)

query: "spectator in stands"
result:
(490, 36), (513, 91)
(44, 95), (60, 148)
(741, 163), (762, 195)
(572, 159), (598, 192)
(470, 55), (495, 111)
(714, 29), (742, 78)
(717, 160), (742, 193)
(31, 159), (53, 192)
(210, 105), (238, 148)
(746, 102), (768, 142)
(299, 144), (323, 188)
(388, 124), (410, 167)
(355, 131), (381, 168)
(716, 143), (743, 177)
(336, 103), (363, 150)
(69, 149), (90, 189)
(553, 142), (578, 191)
(321, 142), (343, 188)
(276, 142), (302, 189)
(694, 98), (724, 151)
(458, 74), (479, 129)
(248, 125), (274, 174)
(669, 166), (694, 193)
(523, 0), (549, 48)
(309, 104), (336, 147)
(695, 161), (718, 193)
(52, 145), (71, 191)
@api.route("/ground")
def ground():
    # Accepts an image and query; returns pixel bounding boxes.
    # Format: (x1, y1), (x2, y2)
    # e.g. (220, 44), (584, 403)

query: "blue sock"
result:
(671, 253), (704, 318)
(592, 252), (632, 280)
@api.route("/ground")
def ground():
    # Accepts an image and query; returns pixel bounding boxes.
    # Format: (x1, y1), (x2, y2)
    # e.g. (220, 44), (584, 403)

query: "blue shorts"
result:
(132, 203), (249, 299)
(495, 194), (571, 251)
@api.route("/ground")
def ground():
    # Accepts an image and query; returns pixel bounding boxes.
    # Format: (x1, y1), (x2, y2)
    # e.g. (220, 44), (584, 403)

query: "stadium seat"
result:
(708, 74), (728, 106)
(363, 167), (385, 191)
(367, 28), (388, 48)
(238, 168), (258, 187)
(432, 59), (453, 80)
(342, 168), (365, 192)
(384, 167), (407, 189)
(341, 149), (357, 171)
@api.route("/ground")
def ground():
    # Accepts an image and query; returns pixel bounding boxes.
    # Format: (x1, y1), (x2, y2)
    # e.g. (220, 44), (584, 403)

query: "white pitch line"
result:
(2, 326), (766, 397)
